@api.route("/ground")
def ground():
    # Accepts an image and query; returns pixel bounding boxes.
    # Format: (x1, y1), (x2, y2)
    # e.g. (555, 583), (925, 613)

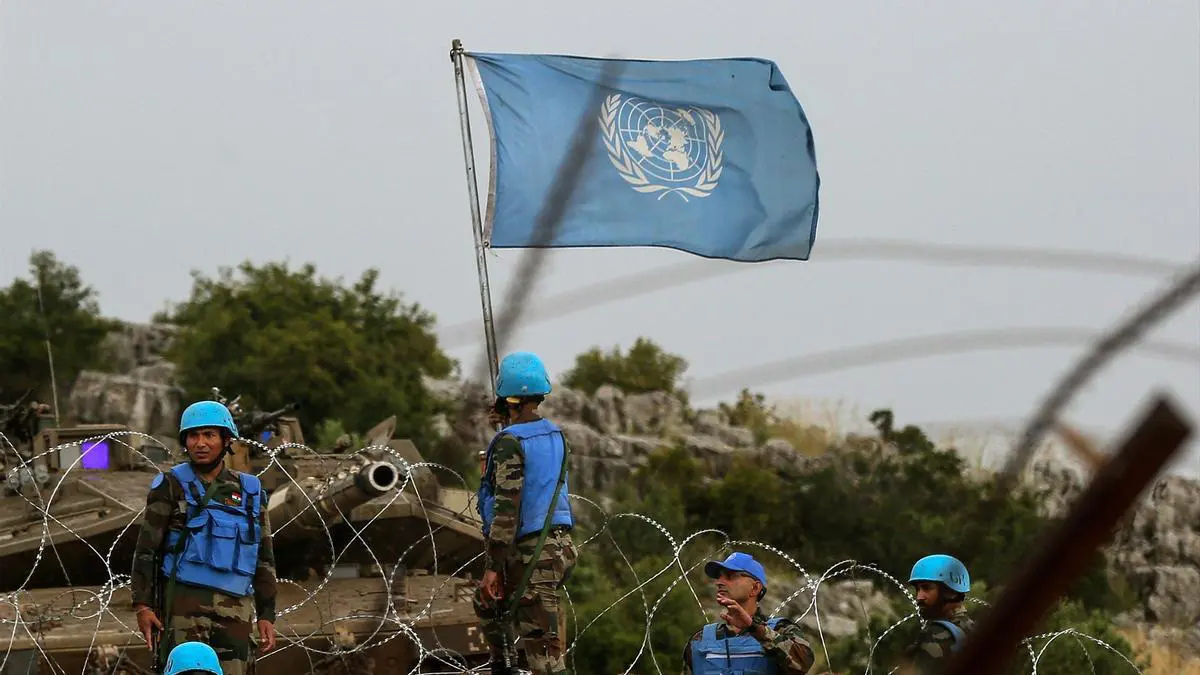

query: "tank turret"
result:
(1, 384), (488, 673)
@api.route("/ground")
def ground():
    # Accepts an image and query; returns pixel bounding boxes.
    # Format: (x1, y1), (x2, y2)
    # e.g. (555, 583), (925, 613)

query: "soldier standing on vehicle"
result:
(901, 554), (976, 674)
(131, 401), (278, 675)
(680, 552), (815, 675)
(473, 351), (577, 675)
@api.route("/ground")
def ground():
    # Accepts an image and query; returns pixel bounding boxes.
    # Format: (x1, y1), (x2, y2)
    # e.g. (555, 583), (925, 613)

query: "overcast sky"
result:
(2, 1), (1198, 474)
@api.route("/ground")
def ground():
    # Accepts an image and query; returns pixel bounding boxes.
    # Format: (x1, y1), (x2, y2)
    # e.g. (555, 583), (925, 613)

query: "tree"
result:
(719, 388), (831, 454)
(562, 337), (688, 397)
(563, 410), (1140, 674)
(0, 251), (115, 404)
(157, 260), (454, 445)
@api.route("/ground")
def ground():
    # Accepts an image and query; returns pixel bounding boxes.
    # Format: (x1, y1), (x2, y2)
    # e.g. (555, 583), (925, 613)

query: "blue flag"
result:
(465, 52), (820, 263)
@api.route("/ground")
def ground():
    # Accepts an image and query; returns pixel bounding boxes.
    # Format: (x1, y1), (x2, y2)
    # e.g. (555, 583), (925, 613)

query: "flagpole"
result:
(450, 38), (500, 395)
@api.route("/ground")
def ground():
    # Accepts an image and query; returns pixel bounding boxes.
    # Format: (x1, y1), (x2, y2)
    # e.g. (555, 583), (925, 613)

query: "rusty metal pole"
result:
(941, 394), (1193, 675)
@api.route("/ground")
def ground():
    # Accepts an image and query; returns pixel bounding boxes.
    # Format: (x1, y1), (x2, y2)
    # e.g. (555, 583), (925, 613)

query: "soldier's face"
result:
(185, 427), (224, 465)
(714, 570), (759, 604)
(914, 582), (940, 612)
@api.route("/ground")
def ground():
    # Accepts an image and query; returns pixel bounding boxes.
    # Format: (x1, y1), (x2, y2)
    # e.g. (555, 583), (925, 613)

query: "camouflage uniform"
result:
(680, 608), (816, 675)
(131, 464), (277, 675)
(473, 432), (577, 675)
(902, 605), (975, 674)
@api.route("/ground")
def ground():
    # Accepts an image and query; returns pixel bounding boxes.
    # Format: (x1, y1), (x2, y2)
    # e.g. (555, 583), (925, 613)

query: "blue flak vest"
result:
(691, 617), (786, 675)
(930, 619), (967, 652)
(157, 462), (263, 598)
(476, 418), (573, 540)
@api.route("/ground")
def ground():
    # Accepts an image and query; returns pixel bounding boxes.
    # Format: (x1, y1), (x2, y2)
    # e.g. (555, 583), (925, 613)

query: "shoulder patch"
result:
(150, 473), (165, 490)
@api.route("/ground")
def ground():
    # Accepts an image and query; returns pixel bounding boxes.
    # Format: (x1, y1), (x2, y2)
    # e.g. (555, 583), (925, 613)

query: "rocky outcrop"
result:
(65, 322), (184, 445)
(1110, 475), (1200, 627)
(95, 322), (177, 374)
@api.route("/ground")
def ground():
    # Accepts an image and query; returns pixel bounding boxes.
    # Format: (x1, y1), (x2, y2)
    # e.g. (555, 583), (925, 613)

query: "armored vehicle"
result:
(0, 389), (489, 674)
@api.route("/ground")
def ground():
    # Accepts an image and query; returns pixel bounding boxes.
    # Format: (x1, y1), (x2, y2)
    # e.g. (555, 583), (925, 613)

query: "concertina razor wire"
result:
(0, 429), (1156, 675)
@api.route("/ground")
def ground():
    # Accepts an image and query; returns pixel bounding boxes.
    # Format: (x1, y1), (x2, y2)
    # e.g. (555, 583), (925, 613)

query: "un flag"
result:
(465, 52), (820, 263)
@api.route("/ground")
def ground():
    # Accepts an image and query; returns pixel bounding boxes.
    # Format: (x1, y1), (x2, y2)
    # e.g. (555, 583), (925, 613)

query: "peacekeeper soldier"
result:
(163, 641), (223, 675)
(901, 554), (976, 674)
(474, 351), (577, 675)
(131, 400), (278, 675)
(681, 552), (815, 675)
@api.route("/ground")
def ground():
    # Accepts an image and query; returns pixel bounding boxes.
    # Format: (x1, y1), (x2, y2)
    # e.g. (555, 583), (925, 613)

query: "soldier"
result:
(131, 401), (278, 675)
(163, 641), (224, 675)
(901, 554), (975, 674)
(473, 352), (577, 675)
(681, 551), (815, 675)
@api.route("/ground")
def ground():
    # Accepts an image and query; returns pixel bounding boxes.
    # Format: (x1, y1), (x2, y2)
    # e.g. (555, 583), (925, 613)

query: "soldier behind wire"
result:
(900, 554), (976, 674)
(681, 552), (815, 675)
(131, 401), (277, 675)
(474, 351), (577, 675)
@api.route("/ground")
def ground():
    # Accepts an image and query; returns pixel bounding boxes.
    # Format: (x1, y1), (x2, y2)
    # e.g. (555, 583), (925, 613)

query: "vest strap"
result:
(503, 435), (570, 618)
(930, 619), (966, 652)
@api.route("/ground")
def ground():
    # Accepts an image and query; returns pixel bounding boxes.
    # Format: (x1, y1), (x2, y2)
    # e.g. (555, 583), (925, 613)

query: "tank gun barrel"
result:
(268, 460), (400, 538)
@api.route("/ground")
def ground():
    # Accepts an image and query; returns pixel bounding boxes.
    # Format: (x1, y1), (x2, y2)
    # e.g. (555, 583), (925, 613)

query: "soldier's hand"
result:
(258, 619), (276, 653)
(716, 595), (752, 632)
(135, 605), (162, 650)
(480, 569), (503, 601)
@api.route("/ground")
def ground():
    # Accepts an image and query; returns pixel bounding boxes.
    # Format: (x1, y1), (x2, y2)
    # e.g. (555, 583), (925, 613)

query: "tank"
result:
(0, 388), (489, 674)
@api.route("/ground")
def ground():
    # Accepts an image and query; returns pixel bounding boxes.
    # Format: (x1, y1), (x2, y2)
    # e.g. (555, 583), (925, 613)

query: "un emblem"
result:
(600, 94), (724, 201)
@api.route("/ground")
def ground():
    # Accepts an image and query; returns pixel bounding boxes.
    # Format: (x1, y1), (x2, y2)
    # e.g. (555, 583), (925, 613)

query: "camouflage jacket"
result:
(680, 609), (815, 675)
(482, 426), (571, 573)
(130, 463), (278, 622)
(903, 605), (975, 673)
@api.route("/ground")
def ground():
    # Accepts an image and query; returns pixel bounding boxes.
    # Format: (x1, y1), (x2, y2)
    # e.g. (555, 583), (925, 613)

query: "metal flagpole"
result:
(450, 38), (500, 395)
(450, 38), (516, 673)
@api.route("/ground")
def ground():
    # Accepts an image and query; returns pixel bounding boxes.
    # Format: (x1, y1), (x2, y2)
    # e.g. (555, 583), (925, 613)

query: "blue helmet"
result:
(179, 400), (239, 445)
(496, 351), (552, 398)
(163, 640), (222, 675)
(705, 551), (768, 590)
(909, 554), (970, 594)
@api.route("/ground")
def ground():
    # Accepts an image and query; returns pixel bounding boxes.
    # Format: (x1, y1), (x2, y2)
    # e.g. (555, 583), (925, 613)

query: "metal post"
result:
(941, 393), (1193, 675)
(450, 38), (500, 396)
(450, 39), (514, 673)
(35, 266), (61, 425)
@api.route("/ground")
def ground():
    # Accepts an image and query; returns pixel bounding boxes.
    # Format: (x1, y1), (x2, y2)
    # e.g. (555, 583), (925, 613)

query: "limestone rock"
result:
(98, 322), (177, 372)
(66, 370), (184, 440)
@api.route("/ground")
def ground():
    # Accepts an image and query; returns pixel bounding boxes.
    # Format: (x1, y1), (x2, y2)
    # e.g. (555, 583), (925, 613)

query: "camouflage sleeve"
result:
(486, 435), (524, 573)
(130, 472), (177, 608)
(755, 619), (816, 674)
(254, 498), (278, 623)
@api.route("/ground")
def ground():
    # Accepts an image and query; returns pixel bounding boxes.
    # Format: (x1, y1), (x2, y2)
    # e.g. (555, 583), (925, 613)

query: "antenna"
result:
(35, 264), (61, 425)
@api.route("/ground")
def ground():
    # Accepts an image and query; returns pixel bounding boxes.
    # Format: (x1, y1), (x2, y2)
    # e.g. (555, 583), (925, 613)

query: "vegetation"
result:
(155, 260), (454, 446)
(565, 416), (1141, 673)
(720, 387), (832, 455)
(1, 260), (1165, 673)
(562, 337), (689, 399)
(560, 342), (1140, 674)
(0, 251), (116, 403)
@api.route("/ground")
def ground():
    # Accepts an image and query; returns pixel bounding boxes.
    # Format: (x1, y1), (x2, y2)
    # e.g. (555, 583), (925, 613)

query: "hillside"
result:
(51, 322), (1200, 669)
